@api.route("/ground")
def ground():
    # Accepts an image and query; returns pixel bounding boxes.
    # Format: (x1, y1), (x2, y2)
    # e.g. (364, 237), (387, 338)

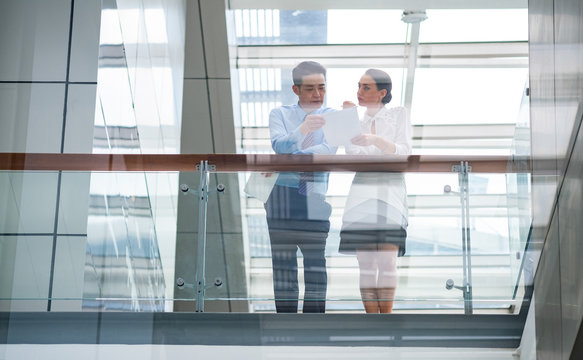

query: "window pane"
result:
(410, 68), (528, 125)
(327, 10), (407, 44)
(233, 9), (408, 45)
(419, 9), (528, 43)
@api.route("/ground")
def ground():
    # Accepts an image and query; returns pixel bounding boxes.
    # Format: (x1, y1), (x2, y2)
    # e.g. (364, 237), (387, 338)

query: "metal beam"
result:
(235, 42), (528, 68)
(243, 124), (518, 140)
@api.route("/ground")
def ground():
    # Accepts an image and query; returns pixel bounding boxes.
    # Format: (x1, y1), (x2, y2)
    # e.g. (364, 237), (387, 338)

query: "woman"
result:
(339, 69), (412, 313)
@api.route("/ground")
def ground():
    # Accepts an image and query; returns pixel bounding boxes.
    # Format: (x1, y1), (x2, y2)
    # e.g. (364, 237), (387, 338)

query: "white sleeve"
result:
(269, 108), (303, 154)
(392, 107), (412, 155)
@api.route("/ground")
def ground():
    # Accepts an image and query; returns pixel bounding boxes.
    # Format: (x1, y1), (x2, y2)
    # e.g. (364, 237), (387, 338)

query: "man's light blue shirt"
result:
(269, 103), (337, 194)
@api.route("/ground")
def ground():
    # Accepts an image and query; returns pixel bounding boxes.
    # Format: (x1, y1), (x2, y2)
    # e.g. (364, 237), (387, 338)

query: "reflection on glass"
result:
(86, 1), (183, 312)
(84, 172), (165, 311)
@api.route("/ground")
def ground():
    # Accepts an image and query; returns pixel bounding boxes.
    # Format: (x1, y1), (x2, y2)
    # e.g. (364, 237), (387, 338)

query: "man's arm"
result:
(269, 108), (304, 154)
(298, 113), (336, 154)
(300, 142), (337, 154)
(270, 109), (335, 154)
(300, 109), (337, 154)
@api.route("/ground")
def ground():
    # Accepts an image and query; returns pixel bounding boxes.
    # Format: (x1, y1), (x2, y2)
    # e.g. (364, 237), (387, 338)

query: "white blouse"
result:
(345, 106), (412, 156)
(342, 106), (412, 229)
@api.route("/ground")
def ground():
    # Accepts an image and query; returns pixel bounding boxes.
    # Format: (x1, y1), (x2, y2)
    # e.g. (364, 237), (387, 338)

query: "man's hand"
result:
(342, 101), (356, 109)
(350, 134), (379, 147)
(300, 114), (325, 135)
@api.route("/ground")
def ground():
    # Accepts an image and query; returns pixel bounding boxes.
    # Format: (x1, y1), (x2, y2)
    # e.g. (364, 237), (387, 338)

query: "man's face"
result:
(293, 73), (326, 111)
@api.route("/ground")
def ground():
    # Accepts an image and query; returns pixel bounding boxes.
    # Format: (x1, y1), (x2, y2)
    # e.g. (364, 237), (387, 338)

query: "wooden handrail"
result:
(0, 153), (530, 173)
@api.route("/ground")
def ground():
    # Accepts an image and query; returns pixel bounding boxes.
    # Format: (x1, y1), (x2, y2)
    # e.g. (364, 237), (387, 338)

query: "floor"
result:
(0, 345), (521, 360)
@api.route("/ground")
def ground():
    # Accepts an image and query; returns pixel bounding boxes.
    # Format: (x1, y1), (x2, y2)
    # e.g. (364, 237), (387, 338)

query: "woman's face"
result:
(357, 74), (386, 107)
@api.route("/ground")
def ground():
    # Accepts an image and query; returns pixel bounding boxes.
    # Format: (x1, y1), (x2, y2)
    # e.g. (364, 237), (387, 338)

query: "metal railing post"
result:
(456, 161), (473, 315)
(195, 160), (210, 312)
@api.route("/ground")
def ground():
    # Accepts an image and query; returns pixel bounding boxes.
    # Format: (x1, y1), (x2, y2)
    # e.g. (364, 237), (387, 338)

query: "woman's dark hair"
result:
(365, 68), (392, 104)
(292, 61), (327, 86)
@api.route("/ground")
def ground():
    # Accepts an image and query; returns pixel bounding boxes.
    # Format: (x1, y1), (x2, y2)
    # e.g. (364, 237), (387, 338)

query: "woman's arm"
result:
(349, 107), (412, 155)
(350, 134), (396, 154)
(391, 107), (412, 155)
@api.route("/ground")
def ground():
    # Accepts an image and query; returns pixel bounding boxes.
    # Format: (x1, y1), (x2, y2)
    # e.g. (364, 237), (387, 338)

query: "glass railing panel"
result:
(203, 168), (532, 314)
(172, 170), (248, 312)
(0, 170), (60, 311)
(0, 170), (186, 312)
(505, 170), (532, 305)
(397, 172), (466, 313)
(460, 172), (526, 313)
(84, 171), (173, 312)
(162, 170), (200, 311)
(507, 82), (533, 303)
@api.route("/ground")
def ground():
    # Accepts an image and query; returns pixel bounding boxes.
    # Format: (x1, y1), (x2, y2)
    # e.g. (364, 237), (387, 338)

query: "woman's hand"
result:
(351, 134), (397, 154)
(342, 101), (356, 109)
(350, 134), (378, 146)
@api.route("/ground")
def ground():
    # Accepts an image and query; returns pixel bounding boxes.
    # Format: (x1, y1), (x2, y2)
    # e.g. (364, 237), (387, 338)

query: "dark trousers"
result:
(264, 185), (331, 313)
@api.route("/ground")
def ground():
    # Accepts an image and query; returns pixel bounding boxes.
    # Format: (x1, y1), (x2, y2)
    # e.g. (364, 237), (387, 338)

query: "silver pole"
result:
(463, 162), (473, 314)
(195, 160), (210, 312)
(458, 161), (473, 315)
(400, 10), (427, 109)
(403, 21), (421, 110)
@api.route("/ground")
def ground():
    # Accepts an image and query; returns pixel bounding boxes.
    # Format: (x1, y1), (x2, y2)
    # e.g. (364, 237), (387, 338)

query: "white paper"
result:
(321, 107), (361, 147)
(243, 172), (279, 203)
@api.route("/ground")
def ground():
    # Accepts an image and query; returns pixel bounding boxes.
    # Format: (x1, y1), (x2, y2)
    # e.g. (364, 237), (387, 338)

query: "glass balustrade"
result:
(0, 156), (532, 316)
(196, 168), (532, 314)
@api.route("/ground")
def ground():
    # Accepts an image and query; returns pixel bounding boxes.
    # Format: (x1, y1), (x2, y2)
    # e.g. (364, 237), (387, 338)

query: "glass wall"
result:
(229, 8), (528, 155)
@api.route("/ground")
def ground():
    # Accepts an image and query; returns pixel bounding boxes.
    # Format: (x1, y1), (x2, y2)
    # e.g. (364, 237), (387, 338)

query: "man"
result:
(265, 61), (336, 313)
